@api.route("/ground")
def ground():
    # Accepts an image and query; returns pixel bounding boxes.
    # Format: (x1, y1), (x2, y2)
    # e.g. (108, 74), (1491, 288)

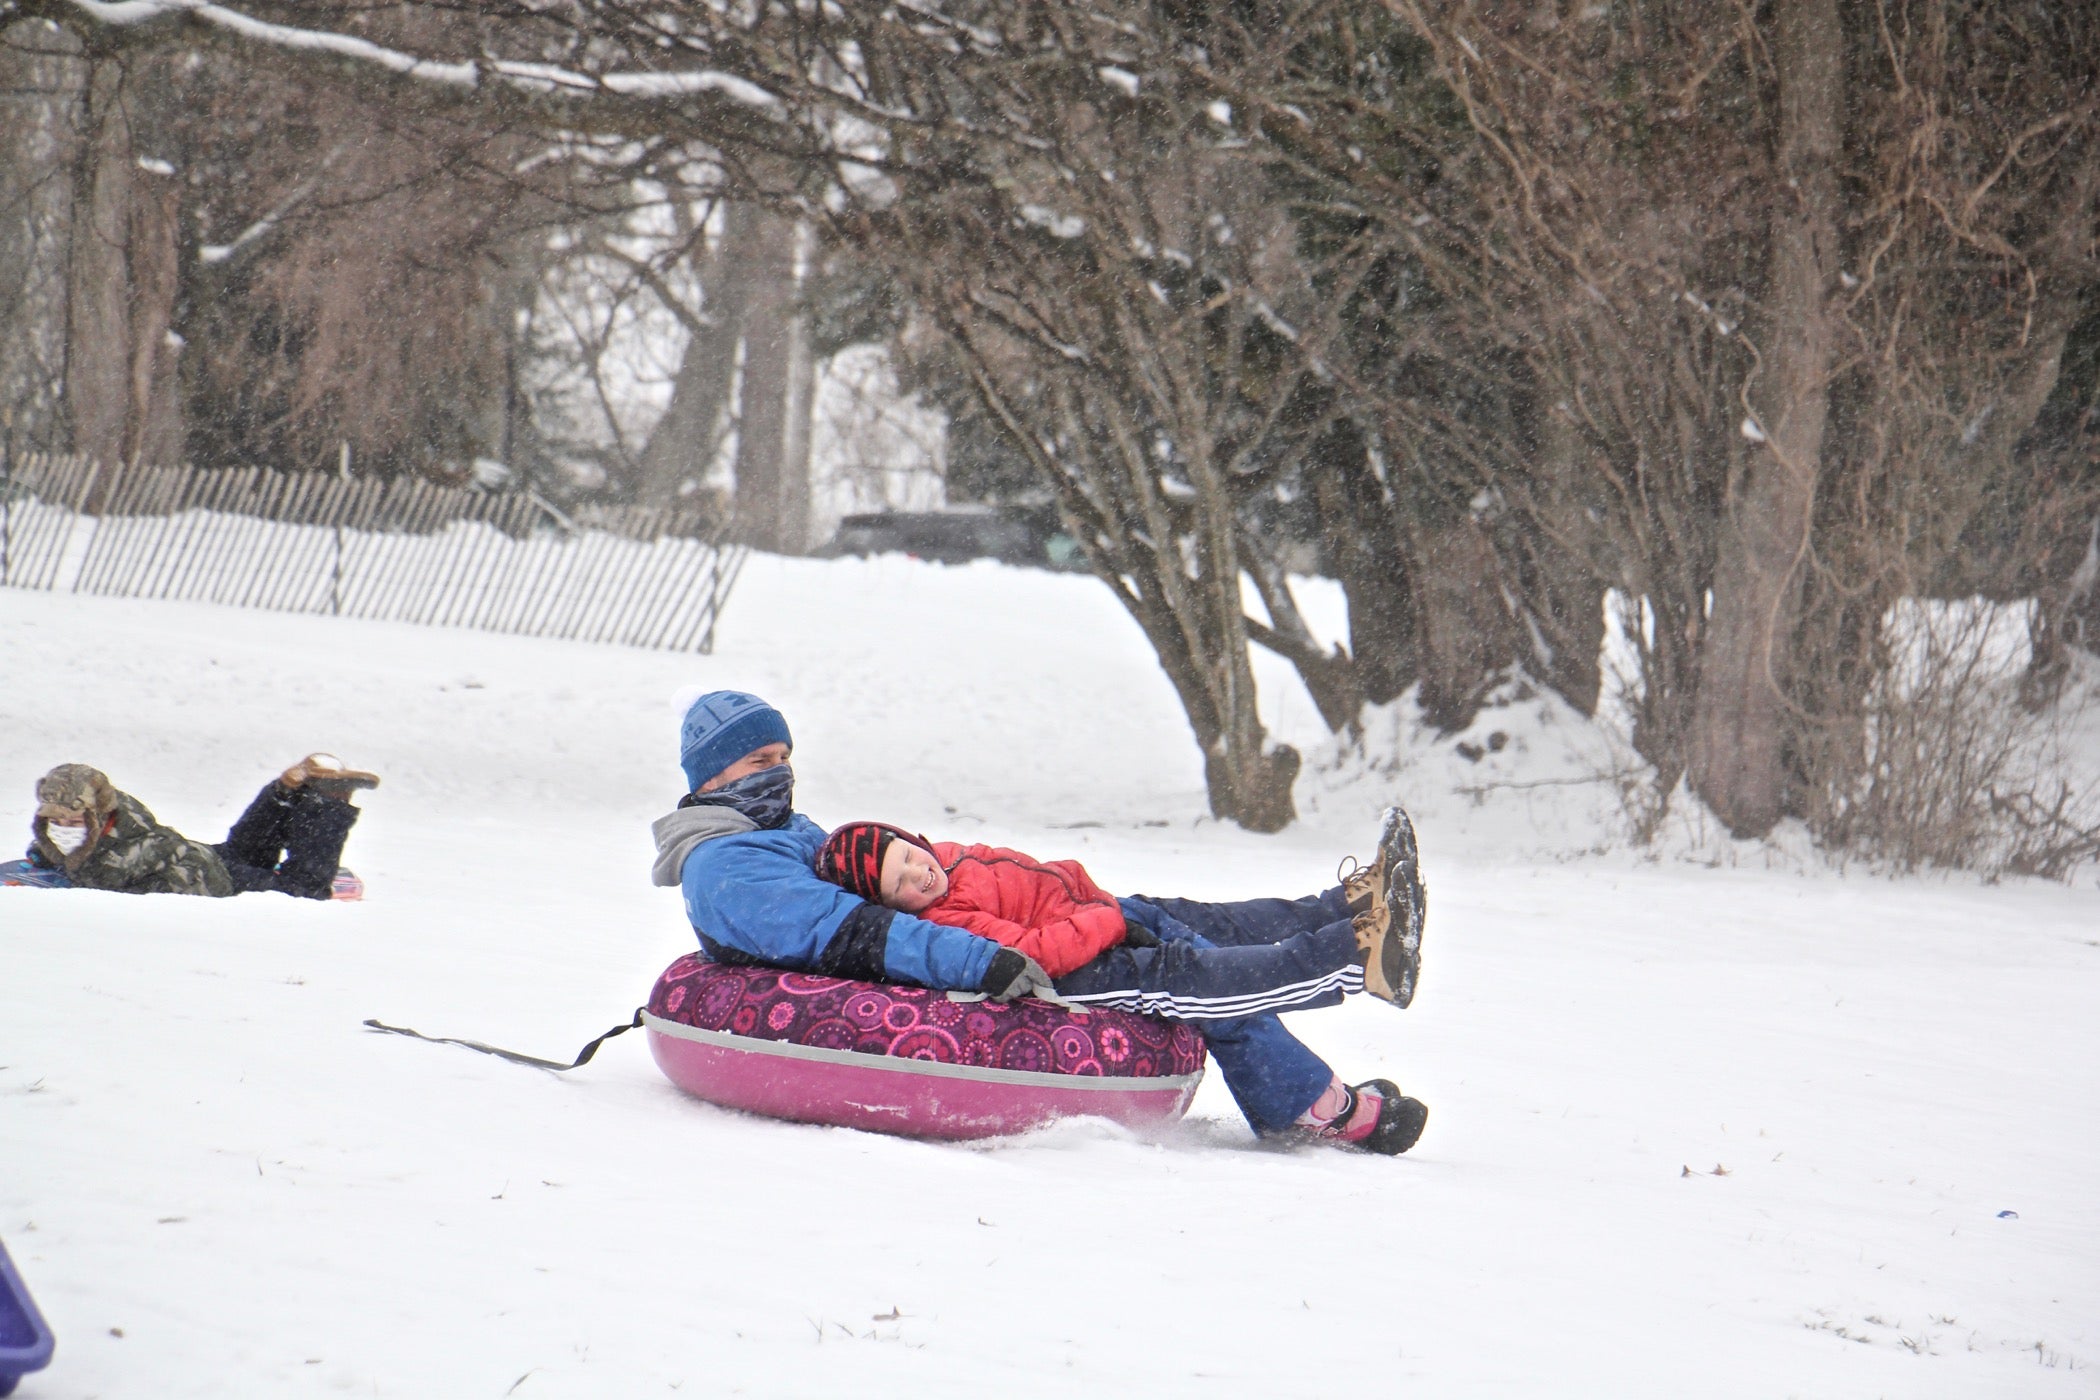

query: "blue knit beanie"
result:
(680, 690), (793, 792)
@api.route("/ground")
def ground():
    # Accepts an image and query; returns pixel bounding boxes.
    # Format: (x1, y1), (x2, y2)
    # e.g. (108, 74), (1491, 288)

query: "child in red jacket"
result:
(815, 817), (1430, 1155)
(819, 826), (1133, 977)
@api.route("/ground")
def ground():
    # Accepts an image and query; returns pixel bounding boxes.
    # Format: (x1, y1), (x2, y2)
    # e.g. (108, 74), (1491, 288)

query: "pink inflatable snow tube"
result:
(644, 954), (1206, 1140)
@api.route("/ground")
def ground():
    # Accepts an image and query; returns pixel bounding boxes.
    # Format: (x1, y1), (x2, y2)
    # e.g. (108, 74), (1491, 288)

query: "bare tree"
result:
(822, 10), (1384, 828)
(4, 2), (760, 489)
(1254, 0), (2100, 840)
(29, 0), (2093, 850)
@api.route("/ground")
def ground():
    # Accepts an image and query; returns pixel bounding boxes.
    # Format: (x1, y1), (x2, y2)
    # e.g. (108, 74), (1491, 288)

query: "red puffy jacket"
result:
(919, 842), (1128, 978)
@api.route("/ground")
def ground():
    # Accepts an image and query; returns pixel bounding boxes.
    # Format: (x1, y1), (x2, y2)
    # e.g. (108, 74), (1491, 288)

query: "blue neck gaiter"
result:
(679, 763), (795, 830)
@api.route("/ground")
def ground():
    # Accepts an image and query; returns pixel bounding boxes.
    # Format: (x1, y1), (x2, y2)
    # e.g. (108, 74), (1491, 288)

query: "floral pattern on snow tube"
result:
(646, 953), (1205, 1078)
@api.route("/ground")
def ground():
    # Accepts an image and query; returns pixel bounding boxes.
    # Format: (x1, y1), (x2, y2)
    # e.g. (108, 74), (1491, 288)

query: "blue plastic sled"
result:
(0, 860), (68, 890)
(0, 1240), (54, 1397)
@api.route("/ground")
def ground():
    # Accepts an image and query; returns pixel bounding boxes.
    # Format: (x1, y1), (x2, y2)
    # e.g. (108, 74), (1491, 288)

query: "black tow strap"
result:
(361, 1009), (645, 1072)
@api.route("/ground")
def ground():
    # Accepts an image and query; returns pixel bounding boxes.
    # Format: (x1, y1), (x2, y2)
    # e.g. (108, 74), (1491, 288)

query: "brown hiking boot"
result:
(280, 753), (380, 800)
(1351, 807), (1425, 1008)
(1340, 804), (1419, 914)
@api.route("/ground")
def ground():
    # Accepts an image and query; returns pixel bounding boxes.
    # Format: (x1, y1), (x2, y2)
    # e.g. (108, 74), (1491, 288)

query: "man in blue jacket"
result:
(651, 689), (1430, 1154)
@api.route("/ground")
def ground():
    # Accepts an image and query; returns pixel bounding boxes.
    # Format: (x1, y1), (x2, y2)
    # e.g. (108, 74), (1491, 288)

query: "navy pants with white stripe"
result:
(1054, 887), (1361, 1135)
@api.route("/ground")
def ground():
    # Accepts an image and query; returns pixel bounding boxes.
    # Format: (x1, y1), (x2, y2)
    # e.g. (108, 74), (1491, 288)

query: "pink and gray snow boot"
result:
(1299, 1077), (1428, 1156)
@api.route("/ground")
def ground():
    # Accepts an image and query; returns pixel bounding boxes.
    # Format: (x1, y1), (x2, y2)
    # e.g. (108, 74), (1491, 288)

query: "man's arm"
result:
(682, 830), (1000, 990)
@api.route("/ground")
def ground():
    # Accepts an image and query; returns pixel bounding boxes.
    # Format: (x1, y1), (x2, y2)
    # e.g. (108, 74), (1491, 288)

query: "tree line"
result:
(3, 0), (2096, 864)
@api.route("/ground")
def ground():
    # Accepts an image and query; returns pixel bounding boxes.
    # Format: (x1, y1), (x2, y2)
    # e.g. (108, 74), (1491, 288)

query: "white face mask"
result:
(44, 822), (89, 854)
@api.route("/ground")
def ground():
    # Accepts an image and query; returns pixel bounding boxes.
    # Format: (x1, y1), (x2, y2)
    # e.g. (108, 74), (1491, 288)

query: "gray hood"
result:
(650, 803), (757, 887)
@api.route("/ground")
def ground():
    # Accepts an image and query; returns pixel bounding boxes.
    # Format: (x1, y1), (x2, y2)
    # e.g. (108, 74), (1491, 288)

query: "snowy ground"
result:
(3, 556), (2096, 1399)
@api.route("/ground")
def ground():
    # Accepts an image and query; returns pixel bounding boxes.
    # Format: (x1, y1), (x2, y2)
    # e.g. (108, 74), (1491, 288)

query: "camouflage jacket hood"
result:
(31, 789), (234, 897)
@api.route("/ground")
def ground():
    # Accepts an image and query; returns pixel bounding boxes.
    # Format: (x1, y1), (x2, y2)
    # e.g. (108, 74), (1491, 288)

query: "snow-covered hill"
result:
(3, 556), (2094, 1398)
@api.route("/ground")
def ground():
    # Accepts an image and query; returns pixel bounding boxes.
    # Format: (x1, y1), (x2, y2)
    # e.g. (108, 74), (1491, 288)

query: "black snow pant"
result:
(214, 782), (360, 900)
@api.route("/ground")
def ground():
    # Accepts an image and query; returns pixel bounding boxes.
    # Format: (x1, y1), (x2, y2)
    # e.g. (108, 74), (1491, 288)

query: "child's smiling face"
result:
(879, 839), (948, 913)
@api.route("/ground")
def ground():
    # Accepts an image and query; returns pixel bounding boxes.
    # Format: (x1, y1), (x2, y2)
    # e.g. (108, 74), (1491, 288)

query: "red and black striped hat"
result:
(816, 821), (935, 902)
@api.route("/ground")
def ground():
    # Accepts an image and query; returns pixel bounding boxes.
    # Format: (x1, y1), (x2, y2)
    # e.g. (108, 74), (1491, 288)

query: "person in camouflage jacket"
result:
(27, 756), (377, 899)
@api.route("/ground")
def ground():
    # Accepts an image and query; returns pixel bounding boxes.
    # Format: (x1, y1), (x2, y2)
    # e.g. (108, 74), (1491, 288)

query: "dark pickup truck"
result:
(818, 508), (1084, 571)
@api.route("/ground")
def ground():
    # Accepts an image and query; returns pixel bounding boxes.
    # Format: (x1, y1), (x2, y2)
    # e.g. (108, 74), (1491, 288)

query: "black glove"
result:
(1117, 896), (1166, 949)
(980, 948), (1055, 1001)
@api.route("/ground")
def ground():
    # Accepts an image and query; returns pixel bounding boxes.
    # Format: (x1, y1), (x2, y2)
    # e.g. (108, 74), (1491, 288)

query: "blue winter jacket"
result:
(652, 809), (1001, 991)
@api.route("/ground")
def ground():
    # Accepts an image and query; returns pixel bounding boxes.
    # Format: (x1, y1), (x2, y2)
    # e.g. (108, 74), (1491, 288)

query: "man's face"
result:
(698, 742), (791, 793)
(42, 812), (86, 828)
(879, 839), (949, 913)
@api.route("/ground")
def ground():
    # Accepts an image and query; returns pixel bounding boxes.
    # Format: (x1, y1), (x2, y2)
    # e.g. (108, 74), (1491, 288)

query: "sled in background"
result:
(0, 1239), (54, 1397)
(0, 859), (365, 901)
(0, 860), (67, 890)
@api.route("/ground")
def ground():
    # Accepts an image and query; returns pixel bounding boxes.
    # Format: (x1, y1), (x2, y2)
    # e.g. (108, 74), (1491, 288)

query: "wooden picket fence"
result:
(0, 453), (747, 652)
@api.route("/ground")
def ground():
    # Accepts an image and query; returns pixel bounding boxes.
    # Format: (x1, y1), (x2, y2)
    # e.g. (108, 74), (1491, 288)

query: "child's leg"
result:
(1198, 1013), (1342, 1136)
(1129, 887), (1354, 949)
(1054, 921), (1362, 1019)
(1062, 913), (1414, 1142)
(270, 790), (359, 899)
(214, 855), (282, 893)
(218, 781), (298, 871)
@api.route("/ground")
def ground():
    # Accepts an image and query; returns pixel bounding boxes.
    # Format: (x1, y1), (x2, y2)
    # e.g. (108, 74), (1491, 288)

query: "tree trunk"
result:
(1310, 417), (1417, 709)
(1511, 536), (1606, 717)
(778, 260), (816, 544)
(1510, 392), (1606, 716)
(124, 132), (183, 469)
(1204, 742), (1301, 832)
(1409, 514), (1525, 733)
(1131, 583), (1300, 833)
(635, 235), (747, 505)
(2027, 509), (2100, 708)
(65, 59), (136, 475)
(1196, 406), (1301, 829)
(64, 55), (182, 492)
(2060, 514), (2100, 661)
(1687, 0), (1842, 837)
(729, 204), (815, 552)
(0, 21), (83, 462)
(1242, 547), (1364, 734)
